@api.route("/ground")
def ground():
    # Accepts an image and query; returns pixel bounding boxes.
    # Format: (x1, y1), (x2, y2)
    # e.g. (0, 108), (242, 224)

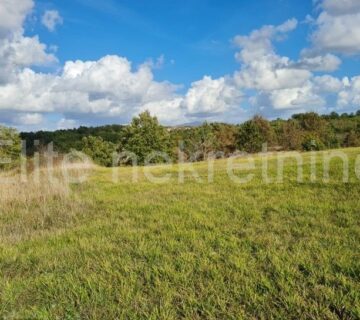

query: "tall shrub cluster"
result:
(0, 126), (21, 170)
(82, 136), (116, 167)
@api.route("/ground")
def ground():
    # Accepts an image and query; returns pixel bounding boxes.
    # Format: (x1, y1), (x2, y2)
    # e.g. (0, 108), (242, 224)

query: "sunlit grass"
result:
(0, 148), (359, 319)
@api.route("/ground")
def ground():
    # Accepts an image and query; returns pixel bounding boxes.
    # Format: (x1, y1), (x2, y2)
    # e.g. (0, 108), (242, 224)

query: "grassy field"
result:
(0, 148), (360, 319)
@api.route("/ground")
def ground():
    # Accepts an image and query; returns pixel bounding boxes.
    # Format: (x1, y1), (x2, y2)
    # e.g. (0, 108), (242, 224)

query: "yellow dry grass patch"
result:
(0, 162), (95, 243)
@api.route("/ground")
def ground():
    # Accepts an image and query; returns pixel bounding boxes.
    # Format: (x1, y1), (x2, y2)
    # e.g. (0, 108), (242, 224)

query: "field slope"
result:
(1, 148), (360, 319)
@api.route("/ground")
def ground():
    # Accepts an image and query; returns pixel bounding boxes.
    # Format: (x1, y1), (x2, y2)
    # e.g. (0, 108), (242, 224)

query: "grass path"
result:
(1, 149), (360, 318)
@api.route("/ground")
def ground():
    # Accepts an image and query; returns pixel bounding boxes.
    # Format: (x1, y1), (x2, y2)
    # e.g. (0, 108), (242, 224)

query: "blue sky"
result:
(33, 0), (314, 84)
(1, 0), (360, 131)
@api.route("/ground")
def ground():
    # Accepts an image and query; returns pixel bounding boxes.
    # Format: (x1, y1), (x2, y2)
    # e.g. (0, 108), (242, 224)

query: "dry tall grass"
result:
(0, 161), (94, 243)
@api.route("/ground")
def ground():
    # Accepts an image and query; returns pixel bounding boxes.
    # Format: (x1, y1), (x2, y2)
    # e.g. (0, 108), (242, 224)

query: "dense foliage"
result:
(21, 124), (125, 155)
(120, 111), (171, 165)
(19, 110), (360, 166)
(236, 115), (275, 153)
(0, 126), (21, 170)
(82, 136), (116, 167)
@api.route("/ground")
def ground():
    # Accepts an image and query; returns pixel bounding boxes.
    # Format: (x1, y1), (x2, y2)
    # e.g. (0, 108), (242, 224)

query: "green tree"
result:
(212, 123), (237, 156)
(329, 112), (339, 119)
(237, 116), (275, 153)
(279, 120), (304, 150)
(302, 134), (325, 151)
(0, 126), (21, 170)
(184, 122), (217, 161)
(82, 136), (116, 167)
(121, 111), (170, 165)
(292, 112), (337, 148)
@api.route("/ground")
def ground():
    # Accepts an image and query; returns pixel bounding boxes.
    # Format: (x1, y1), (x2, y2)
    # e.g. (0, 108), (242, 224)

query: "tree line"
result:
(0, 110), (359, 168)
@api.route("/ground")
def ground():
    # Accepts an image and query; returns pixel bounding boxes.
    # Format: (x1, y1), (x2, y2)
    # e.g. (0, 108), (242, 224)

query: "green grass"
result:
(1, 148), (360, 319)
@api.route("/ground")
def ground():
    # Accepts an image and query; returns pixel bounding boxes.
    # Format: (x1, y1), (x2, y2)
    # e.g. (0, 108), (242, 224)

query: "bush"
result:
(82, 136), (116, 167)
(343, 131), (360, 147)
(212, 123), (237, 156)
(237, 116), (275, 153)
(278, 120), (304, 150)
(302, 135), (325, 151)
(0, 126), (21, 170)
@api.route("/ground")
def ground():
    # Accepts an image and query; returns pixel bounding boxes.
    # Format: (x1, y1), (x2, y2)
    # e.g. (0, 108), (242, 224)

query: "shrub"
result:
(82, 136), (116, 167)
(237, 116), (275, 153)
(278, 120), (304, 150)
(343, 131), (360, 147)
(0, 126), (21, 170)
(302, 135), (325, 151)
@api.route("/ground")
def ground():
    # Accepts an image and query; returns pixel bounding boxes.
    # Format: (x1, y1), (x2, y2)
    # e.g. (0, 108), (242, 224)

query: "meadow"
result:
(0, 148), (359, 319)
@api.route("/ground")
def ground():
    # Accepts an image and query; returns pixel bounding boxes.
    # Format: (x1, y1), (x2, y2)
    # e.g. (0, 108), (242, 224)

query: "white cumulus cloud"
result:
(295, 53), (341, 72)
(0, 0), (33, 36)
(41, 10), (63, 32)
(233, 19), (326, 113)
(57, 118), (78, 130)
(321, 0), (360, 16)
(337, 76), (360, 108)
(16, 113), (43, 125)
(0, 55), (183, 123)
(1, 0), (360, 130)
(0, 0), (57, 85)
(182, 76), (242, 116)
(311, 0), (360, 55)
